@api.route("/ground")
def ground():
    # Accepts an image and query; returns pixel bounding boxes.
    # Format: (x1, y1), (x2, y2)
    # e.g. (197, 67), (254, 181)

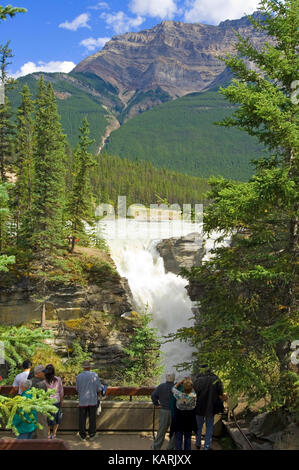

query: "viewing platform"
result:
(0, 385), (224, 450)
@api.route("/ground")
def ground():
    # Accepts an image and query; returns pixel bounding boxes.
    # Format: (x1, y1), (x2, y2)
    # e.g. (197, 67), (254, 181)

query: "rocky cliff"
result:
(156, 232), (205, 275)
(0, 248), (134, 375)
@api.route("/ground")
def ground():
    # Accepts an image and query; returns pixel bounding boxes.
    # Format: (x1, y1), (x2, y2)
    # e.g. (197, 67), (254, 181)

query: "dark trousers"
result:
(175, 431), (192, 451)
(79, 406), (97, 438)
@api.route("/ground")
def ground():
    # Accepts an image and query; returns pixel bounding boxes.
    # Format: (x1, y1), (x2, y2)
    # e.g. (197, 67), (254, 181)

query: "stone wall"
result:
(52, 401), (223, 435)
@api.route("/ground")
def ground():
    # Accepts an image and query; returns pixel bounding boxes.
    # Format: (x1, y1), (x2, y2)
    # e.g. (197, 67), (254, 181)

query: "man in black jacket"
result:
(192, 365), (227, 450)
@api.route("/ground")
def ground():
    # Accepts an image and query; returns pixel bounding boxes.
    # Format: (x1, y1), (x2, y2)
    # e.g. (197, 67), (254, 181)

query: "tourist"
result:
(43, 364), (64, 440)
(31, 365), (48, 439)
(151, 373), (176, 450)
(11, 360), (32, 395)
(192, 365), (227, 450)
(12, 379), (37, 440)
(76, 360), (106, 441)
(171, 378), (197, 451)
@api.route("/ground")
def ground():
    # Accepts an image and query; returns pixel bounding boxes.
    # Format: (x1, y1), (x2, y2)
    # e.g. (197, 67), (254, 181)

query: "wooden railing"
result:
(0, 385), (155, 400)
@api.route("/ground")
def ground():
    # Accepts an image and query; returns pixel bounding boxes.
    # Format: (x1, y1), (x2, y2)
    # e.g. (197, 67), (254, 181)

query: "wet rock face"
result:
(156, 232), (205, 275)
(74, 14), (268, 99)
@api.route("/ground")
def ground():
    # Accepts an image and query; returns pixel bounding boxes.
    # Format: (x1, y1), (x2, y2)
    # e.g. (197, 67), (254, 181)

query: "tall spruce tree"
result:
(28, 77), (67, 258)
(66, 117), (96, 253)
(13, 84), (34, 237)
(0, 182), (14, 270)
(173, 0), (299, 411)
(0, 41), (15, 182)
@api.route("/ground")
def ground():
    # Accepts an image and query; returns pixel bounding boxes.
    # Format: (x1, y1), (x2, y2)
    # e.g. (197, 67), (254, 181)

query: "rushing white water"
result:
(99, 219), (229, 380)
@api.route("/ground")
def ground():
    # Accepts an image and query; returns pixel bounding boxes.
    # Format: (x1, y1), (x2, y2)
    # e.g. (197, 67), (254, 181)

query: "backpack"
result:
(176, 392), (197, 411)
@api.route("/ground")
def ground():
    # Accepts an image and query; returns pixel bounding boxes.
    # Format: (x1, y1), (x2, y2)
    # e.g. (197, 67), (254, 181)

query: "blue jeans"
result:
(175, 431), (192, 451)
(17, 432), (33, 440)
(196, 415), (214, 450)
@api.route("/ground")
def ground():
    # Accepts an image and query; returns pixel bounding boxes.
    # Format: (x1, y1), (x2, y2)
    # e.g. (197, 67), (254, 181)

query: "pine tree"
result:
(66, 117), (96, 253)
(28, 77), (67, 258)
(0, 41), (15, 182)
(13, 84), (34, 237)
(0, 182), (14, 271)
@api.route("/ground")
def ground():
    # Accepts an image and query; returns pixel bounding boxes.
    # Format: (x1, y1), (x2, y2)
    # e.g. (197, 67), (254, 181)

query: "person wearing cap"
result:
(151, 373), (176, 450)
(31, 365), (48, 439)
(192, 365), (227, 450)
(12, 379), (38, 439)
(76, 361), (106, 441)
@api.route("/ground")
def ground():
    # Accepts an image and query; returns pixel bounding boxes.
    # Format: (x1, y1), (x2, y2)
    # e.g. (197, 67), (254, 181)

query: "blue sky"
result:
(0, 0), (261, 77)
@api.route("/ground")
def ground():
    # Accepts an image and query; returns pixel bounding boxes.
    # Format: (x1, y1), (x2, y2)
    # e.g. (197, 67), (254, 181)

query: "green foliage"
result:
(0, 326), (53, 368)
(8, 72), (110, 154)
(93, 153), (209, 208)
(0, 5), (26, 21)
(105, 91), (264, 181)
(0, 182), (15, 270)
(122, 311), (163, 386)
(12, 84), (34, 239)
(66, 117), (96, 253)
(0, 41), (15, 181)
(32, 339), (94, 386)
(28, 77), (67, 256)
(0, 388), (57, 436)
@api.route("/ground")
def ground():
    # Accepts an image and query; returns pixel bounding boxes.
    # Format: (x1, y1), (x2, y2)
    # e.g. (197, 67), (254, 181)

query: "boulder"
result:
(156, 232), (205, 275)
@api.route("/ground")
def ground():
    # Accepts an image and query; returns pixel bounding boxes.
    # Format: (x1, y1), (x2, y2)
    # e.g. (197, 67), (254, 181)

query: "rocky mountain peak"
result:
(73, 13), (268, 115)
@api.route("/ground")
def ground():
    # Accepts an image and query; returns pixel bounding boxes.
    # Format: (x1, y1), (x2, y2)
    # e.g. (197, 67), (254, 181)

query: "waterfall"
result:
(99, 219), (229, 380)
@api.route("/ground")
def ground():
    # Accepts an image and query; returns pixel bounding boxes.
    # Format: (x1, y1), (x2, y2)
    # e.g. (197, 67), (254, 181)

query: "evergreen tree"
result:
(28, 77), (67, 258)
(13, 84), (34, 237)
(66, 117), (96, 253)
(122, 311), (163, 386)
(0, 41), (15, 181)
(173, 0), (299, 411)
(0, 182), (14, 271)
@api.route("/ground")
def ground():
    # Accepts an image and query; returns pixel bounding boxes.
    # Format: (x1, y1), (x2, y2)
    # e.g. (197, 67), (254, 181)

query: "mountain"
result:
(9, 13), (267, 180)
(74, 13), (266, 119)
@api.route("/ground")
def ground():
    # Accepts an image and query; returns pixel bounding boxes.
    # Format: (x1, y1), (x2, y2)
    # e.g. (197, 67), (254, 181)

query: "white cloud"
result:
(11, 61), (76, 79)
(101, 11), (144, 34)
(184, 0), (260, 25)
(59, 13), (91, 31)
(80, 36), (110, 52)
(129, 0), (178, 19)
(88, 2), (110, 10)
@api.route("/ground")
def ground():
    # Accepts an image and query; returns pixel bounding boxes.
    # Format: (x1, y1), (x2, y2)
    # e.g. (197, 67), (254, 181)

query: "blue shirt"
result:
(12, 390), (37, 435)
(76, 371), (104, 407)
